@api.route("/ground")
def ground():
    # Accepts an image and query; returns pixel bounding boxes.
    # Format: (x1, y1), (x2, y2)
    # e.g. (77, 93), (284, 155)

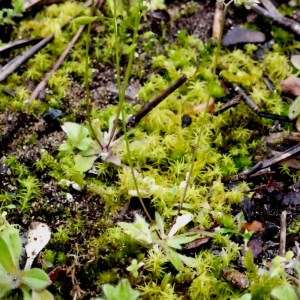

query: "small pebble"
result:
(181, 114), (192, 128)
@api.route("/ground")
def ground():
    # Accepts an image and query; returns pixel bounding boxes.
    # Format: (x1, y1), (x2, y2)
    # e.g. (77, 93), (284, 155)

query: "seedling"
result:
(126, 259), (144, 278)
(119, 212), (206, 271)
(96, 278), (140, 300)
(59, 117), (122, 172)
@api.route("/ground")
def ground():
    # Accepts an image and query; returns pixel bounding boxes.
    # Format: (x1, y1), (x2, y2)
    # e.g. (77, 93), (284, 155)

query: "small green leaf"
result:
(0, 236), (18, 275)
(73, 16), (97, 25)
(4, 204), (16, 209)
(143, 31), (154, 39)
(271, 283), (297, 300)
(21, 268), (50, 290)
(140, 5), (148, 11)
(0, 225), (22, 269)
(58, 142), (73, 152)
(32, 289), (54, 300)
(155, 212), (165, 237)
(178, 254), (197, 268)
(166, 248), (183, 271)
(123, 44), (136, 55)
(20, 285), (32, 300)
(76, 137), (94, 151)
(219, 228), (235, 234)
(166, 239), (182, 250)
(0, 284), (13, 298)
(102, 279), (139, 300)
(167, 234), (199, 249)
(74, 154), (97, 173)
(289, 95), (300, 120)
(61, 122), (89, 145)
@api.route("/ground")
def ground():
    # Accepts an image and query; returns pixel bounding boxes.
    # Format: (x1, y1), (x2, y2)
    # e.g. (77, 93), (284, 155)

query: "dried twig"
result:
(213, 95), (242, 115)
(260, 0), (281, 18)
(223, 143), (300, 182)
(115, 74), (187, 139)
(0, 35), (54, 82)
(279, 210), (287, 257)
(29, 26), (85, 100)
(261, 143), (300, 169)
(24, 0), (66, 8)
(0, 0), (94, 83)
(252, 2), (300, 37)
(24, 0), (43, 10)
(0, 38), (43, 54)
(233, 83), (260, 113)
(212, 1), (223, 39)
(263, 75), (276, 93)
(223, 163), (265, 182)
(233, 83), (292, 122)
(258, 112), (290, 122)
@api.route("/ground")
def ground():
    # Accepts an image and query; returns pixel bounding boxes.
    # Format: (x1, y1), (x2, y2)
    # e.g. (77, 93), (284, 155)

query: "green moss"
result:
(244, 250), (283, 300)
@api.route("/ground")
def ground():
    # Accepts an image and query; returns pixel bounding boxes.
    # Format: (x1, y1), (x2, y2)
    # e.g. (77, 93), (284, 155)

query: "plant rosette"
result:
(59, 117), (123, 173)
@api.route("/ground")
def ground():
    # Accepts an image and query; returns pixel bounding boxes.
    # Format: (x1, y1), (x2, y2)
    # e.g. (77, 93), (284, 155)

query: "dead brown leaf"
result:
(241, 220), (265, 233)
(184, 228), (211, 249)
(188, 98), (215, 114)
(280, 76), (300, 96)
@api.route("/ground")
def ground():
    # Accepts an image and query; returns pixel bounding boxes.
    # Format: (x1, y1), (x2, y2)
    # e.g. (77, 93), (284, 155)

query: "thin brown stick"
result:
(223, 143), (300, 182)
(29, 26), (85, 100)
(213, 95), (242, 115)
(232, 83), (291, 122)
(233, 83), (260, 113)
(212, 1), (223, 39)
(0, 0), (94, 83)
(261, 143), (300, 168)
(248, 167), (271, 178)
(0, 38), (42, 54)
(279, 210), (287, 257)
(263, 75), (276, 93)
(24, 0), (43, 10)
(260, 0), (281, 18)
(132, 74), (187, 124)
(0, 34), (54, 83)
(223, 163), (265, 182)
(115, 74), (187, 139)
(24, 0), (66, 8)
(252, 4), (300, 37)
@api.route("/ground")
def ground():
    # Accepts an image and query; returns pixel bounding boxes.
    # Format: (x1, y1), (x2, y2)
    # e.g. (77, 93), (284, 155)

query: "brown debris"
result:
(279, 210), (287, 257)
(221, 267), (249, 290)
(252, 0), (300, 37)
(188, 98), (215, 114)
(247, 240), (263, 258)
(280, 76), (300, 96)
(242, 220), (265, 233)
(184, 228), (211, 249)
(212, 1), (223, 39)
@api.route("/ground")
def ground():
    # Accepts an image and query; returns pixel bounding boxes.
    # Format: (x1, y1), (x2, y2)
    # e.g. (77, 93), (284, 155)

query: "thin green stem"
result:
(85, 0), (103, 148)
(169, 1), (230, 232)
(113, 1), (152, 222)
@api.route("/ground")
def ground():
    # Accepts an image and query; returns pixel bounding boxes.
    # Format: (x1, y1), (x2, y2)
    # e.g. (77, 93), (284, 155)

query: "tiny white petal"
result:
(71, 183), (81, 191)
(66, 193), (74, 202)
